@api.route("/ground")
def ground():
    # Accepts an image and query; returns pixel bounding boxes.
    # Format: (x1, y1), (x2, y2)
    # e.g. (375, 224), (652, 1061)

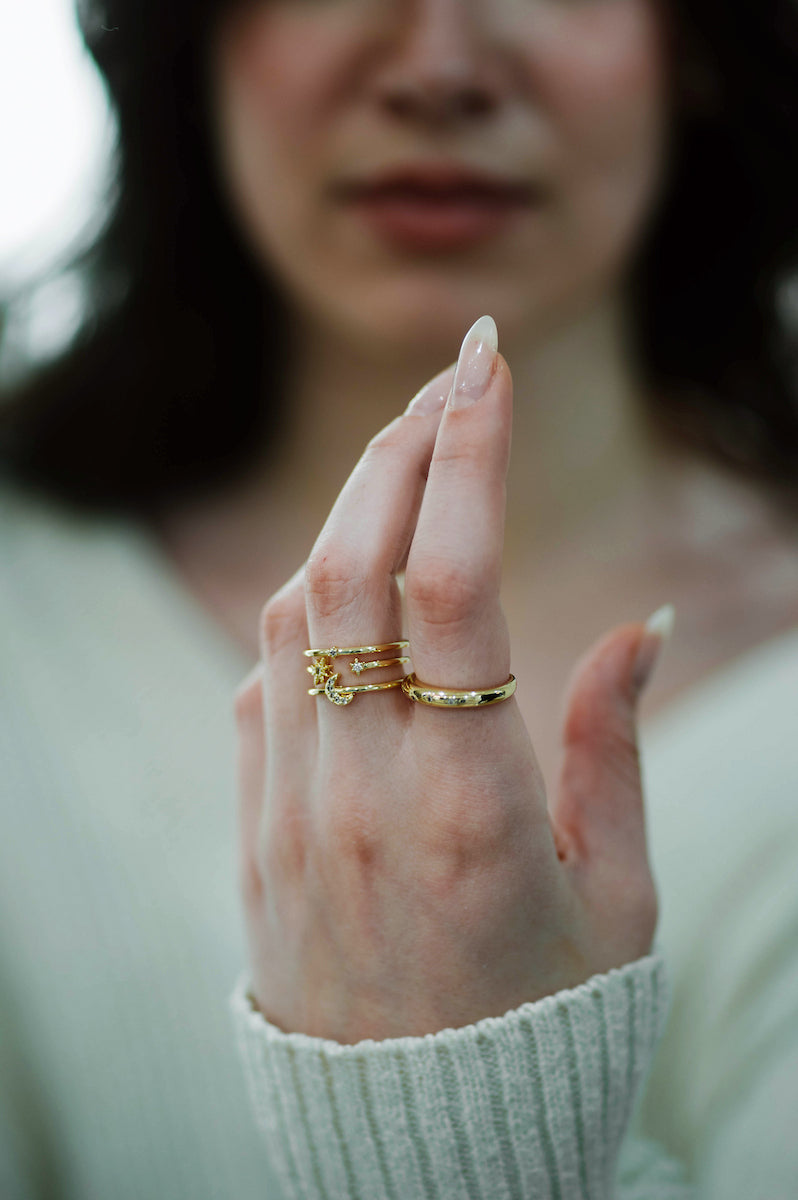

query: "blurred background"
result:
(0, 0), (111, 379)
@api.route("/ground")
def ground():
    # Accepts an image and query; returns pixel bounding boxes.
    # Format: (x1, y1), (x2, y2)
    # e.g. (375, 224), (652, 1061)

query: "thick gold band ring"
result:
(401, 672), (517, 708)
(308, 676), (406, 706)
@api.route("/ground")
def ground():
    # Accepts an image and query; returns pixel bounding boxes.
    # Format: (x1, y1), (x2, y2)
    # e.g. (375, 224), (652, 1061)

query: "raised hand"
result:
(234, 316), (666, 1044)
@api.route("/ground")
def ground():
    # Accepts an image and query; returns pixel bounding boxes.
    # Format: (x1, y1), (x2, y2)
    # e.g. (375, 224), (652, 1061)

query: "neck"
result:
(273, 316), (451, 511)
(263, 291), (664, 554)
(503, 293), (662, 555)
(158, 291), (672, 587)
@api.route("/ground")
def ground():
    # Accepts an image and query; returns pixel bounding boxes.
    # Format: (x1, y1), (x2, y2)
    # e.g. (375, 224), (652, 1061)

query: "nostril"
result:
(385, 91), (420, 120)
(382, 83), (496, 124)
(458, 88), (493, 118)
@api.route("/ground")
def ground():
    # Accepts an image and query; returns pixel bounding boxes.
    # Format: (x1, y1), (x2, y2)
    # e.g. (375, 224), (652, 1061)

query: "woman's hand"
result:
(234, 317), (664, 1044)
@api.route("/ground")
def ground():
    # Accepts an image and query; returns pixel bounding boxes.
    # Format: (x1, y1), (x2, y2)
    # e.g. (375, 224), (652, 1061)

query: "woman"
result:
(0, 0), (796, 1196)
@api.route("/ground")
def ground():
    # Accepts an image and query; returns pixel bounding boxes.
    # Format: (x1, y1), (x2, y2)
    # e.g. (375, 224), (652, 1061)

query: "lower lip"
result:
(347, 194), (535, 252)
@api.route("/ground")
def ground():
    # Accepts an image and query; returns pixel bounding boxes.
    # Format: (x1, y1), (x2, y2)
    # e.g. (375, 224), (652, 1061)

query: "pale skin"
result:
(155, 0), (798, 1038)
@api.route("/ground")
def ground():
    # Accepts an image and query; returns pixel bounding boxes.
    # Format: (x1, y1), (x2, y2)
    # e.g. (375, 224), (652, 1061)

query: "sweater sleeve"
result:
(229, 952), (692, 1199)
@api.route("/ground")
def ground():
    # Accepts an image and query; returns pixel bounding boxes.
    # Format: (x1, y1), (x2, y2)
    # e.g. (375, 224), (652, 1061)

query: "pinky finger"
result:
(234, 663), (267, 908)
(258, 564), (316, 794)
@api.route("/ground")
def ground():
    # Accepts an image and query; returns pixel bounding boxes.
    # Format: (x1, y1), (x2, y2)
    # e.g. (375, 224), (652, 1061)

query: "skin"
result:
(235, 346), (661, 1040)
(157, 0), (798, 1038)
(209, 0), (670, 354)
(188, 0), (677, 727)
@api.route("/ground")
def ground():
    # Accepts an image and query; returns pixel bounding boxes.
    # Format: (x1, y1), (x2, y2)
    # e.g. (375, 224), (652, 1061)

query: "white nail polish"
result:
(644, 603), (675, 642)
(633, 604), (675, 693)
(405, 363), (456, 415)
(449, 315), (498, 409)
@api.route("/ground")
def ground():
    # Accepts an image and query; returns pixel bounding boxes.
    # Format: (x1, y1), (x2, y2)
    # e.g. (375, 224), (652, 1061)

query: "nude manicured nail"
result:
(633, 603), (675, 693)
(449, 315), (498, 408)
(405, 364), (456, 415)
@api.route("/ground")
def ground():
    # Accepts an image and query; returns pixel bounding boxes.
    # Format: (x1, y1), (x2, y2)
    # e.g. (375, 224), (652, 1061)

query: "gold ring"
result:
(308, 676), (406, 706)
(303, 641), (409, 658)
(305, 642), (410, 688)
(348, 655), (409, 675)
(401, 672), (516, 708)
(307, 655), (409, 685)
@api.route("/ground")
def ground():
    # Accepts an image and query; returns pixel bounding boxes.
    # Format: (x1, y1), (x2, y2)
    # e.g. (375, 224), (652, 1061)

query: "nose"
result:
(371, 0), (506, 127)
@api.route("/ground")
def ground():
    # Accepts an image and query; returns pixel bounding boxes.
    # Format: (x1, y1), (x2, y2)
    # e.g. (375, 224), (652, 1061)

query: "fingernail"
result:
(405, 363), (456, 415)
(633, 604), (675, 693)
(449, 315), (498, 409)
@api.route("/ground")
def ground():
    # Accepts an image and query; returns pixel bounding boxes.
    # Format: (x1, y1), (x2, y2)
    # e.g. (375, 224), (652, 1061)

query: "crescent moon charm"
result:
(324, 674), (354, 706)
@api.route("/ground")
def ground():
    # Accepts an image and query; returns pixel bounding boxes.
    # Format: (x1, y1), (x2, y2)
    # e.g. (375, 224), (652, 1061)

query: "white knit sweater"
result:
(230, 953), (690, 1199)
(1, 481), (796, 1199)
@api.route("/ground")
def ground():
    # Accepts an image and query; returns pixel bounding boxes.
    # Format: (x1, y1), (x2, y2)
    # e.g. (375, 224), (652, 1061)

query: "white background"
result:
(0, 0), (111, 287)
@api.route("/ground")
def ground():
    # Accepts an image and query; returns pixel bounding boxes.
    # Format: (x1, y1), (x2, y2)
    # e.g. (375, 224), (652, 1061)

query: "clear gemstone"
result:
(325, 675), (353, 705)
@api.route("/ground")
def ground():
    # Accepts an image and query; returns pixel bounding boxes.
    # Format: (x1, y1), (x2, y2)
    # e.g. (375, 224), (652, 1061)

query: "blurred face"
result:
(209, 0), (670, 356)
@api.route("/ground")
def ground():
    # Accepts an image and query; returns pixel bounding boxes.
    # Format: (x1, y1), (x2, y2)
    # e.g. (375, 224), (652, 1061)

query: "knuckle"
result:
(596, 728), (643, 794)
(564, 707), (641, 787)
(304, 548), (364, 620)
(318, 797), (381, 877)
(234, 672), (262, 723)
(363, 418), (406, 459)
(432, 431), (489, 478)
(259, 594), (297, 657)
(616, 737), (643, 790)
(407, 557), (486, 627)
(239, 850), (264, 912)
(264, 804), (309, 885)
(419, 774), (517, 886)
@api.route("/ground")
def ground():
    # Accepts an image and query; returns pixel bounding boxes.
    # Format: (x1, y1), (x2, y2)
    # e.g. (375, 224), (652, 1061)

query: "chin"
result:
(302, 275), (555, 365)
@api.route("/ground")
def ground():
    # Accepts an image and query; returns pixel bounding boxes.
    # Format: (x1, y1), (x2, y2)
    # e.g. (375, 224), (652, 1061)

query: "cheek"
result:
(213, 14), (321, 162)
(212, 6), (378, 157)
(230, 30), (312, 130)
(210, 8), (350, 273)
(535, 2), (663, 109)
(528, 1), (669, 248)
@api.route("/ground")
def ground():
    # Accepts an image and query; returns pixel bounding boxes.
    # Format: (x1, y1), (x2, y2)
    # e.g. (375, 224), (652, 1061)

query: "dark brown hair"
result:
(0, 0), (796, 516)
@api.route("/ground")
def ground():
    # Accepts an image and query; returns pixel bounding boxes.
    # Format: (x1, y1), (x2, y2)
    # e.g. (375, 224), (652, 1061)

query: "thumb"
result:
(552, 605), (674, 867)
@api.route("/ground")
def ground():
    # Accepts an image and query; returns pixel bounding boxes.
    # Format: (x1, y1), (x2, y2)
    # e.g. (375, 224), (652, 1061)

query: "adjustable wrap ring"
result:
(401, 672), (517, 708)
(304, 641), (410, 705)
(303, 641), (409, 659)
(308, 677), (406, 707)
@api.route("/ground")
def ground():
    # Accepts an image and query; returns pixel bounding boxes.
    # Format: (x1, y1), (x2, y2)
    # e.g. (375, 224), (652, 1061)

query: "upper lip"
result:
(336, 163), (542, 202)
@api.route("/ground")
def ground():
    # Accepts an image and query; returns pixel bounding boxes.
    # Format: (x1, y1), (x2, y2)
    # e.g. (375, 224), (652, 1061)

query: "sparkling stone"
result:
(309, 655), (334, 687)
(325, 675), (353, 705)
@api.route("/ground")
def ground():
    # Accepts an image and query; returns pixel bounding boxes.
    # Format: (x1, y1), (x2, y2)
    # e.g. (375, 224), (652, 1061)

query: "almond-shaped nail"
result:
(405, 363), (456, 415)
(633, 603), (675, 693)
(449, 315), (498, 409)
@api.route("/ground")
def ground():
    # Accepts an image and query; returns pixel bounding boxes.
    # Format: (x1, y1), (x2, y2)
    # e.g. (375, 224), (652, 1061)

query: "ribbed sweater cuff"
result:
(230, 953), (668, 1200)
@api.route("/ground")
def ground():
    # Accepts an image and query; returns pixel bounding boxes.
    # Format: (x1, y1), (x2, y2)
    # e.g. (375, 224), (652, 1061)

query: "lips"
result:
(337, 165), (544, 252)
